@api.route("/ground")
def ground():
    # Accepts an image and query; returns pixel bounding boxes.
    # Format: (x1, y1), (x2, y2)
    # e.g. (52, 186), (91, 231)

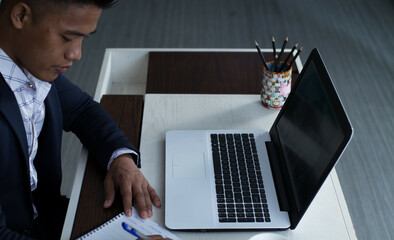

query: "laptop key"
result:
(233, 187), (241, 192)
(237, 213), (245, 218)
(245, 208), (254, 213)
(235, 204), (243, 208)
(253, 203), (262, 209)
(255, 212), (264, 217)
(238, 218), (254, 222)
(252, 194), (260, 202)
(234, 193), (243, 203)
(225, 191), (233, 198)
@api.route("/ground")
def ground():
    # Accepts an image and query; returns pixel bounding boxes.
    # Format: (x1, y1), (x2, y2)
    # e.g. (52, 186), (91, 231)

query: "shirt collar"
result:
(0, 48), (51, 95)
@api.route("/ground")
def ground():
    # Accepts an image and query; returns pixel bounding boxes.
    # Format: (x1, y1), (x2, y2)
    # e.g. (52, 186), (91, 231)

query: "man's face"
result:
(12, 4), (102, 82)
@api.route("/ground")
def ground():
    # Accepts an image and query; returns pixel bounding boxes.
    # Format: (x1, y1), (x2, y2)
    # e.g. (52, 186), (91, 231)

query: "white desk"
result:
(62, 49), (357, 240)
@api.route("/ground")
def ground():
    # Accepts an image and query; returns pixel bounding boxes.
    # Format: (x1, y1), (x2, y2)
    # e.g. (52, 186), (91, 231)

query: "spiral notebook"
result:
(77, 207), (180, 240)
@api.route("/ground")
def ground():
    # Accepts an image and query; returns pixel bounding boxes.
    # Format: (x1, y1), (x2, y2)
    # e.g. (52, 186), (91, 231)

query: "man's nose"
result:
(65, 39), (82, 61)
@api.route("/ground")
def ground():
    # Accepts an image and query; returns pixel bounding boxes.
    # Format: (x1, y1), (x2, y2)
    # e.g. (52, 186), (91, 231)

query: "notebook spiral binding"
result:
(78, 213), (124, 239)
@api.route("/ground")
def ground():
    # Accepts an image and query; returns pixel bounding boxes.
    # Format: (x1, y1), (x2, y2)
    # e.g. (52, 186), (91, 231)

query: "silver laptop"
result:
(164, 49), (353, 230)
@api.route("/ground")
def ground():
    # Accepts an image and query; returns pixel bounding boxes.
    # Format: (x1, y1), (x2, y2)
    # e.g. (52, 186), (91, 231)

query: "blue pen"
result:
(122, 222), (152, 240)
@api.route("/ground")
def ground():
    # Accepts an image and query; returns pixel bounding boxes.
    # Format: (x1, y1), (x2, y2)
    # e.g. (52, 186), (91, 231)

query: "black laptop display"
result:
(269, 48), (353, 229)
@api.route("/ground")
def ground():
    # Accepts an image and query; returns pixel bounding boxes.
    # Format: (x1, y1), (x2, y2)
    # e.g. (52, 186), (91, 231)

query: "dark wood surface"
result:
(146, 52), (299, 94)
(70, 95), (144, 239)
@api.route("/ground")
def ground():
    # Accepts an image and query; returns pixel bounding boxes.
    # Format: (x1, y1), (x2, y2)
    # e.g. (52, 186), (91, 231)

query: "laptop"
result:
(164, 48), (353, 230)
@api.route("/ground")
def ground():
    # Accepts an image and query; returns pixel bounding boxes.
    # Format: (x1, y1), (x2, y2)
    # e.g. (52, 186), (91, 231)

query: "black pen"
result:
(255, 40), (269, 71)
(278, 42), (298, 72)
(276, 36), (288, 71)
(274, 54), (278, 72)
(272, 36), (277, 67)
(285, 46), (303, 71)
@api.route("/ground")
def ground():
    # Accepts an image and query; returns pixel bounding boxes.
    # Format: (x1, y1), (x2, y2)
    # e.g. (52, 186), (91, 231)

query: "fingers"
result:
(133, 181), (152, 219)
(118, 170), (153, 218)
(121, 178), (161, 219)
(144, 187), (153, 218)
(128, 175), (160, 219)
(148, 235), (172, 240)
(107, 155), (162, 219)
(119, 177), (133, 216)
(103, 175), (115, 208)
(148, 185), (161, 207)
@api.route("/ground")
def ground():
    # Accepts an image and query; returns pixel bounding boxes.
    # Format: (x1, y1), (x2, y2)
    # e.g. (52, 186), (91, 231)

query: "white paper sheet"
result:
(77, 207), (181, 240)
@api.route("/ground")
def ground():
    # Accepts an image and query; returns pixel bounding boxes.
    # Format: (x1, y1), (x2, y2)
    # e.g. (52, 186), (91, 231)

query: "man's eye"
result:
(62, 35), (71, 42)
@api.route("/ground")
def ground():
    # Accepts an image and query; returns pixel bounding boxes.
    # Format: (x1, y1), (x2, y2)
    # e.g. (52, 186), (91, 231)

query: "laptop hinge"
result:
(265, 141), (290, 212)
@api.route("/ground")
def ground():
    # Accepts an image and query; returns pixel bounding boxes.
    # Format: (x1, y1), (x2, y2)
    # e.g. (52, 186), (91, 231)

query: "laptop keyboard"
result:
(211, 133), (271, 223)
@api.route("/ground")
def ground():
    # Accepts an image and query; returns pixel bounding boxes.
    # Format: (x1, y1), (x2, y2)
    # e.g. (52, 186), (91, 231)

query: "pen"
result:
(278, 42), (298, 72)
(272, 36), (276, 62)
(255, 40), (269, 71)
(122, 222), (152, 240)
(276, 36), (288, 71)
(285, 46), (303, 71)
(272, 36), (279, 71)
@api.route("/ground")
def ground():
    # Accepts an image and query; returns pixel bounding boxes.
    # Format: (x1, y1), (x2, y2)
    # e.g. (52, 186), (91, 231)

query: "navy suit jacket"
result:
(0, 74), (138, 239)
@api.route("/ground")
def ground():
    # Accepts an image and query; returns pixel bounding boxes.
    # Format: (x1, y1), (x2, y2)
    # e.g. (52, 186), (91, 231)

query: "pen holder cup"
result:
(261, 62), (292, 109)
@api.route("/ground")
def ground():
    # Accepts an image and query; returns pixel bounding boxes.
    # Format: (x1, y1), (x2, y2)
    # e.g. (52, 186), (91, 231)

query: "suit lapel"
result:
(0, 74), (29, 161)
(42, 82), (61, 143)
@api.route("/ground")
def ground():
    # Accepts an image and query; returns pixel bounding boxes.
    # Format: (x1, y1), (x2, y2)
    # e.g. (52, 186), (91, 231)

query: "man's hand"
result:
(147, 235), (172, 240)
(103, 154), (161, 218)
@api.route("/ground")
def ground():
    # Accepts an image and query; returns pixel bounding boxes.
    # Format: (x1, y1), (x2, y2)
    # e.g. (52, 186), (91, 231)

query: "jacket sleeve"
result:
(53, 74), (140, 169)
(0, 205), (36, 240)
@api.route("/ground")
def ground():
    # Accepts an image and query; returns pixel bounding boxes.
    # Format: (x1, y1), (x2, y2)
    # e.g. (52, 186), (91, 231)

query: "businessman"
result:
(0, 0), (161, 239)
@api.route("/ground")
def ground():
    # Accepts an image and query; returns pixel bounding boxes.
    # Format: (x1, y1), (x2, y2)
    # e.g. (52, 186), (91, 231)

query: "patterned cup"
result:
(260, 62), (292, 109)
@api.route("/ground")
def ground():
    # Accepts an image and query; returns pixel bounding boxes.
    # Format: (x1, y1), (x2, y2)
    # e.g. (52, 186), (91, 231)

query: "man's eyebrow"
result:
(65, 30), (97, 37)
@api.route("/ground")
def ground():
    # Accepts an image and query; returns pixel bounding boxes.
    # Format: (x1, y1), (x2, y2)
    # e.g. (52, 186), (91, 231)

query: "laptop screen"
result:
(271, 49), (353, 228)
(276, 60), (345, 209)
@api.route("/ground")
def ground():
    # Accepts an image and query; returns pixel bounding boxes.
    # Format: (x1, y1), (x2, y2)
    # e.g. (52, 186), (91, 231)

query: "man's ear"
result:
(10, 2), (32, 29)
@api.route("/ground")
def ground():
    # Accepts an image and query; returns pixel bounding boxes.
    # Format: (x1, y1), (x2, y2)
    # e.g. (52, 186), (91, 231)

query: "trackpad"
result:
(172, 152), (206, 179)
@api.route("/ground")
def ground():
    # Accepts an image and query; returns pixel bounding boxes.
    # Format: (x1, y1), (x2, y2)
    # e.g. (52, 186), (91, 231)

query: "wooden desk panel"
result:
(146, 52), (299, 94)
(70, 95), (144, 239)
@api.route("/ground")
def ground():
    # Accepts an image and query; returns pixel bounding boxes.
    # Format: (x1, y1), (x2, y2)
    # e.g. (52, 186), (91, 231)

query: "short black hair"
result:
(0, 0), (118, 15)
(40, 0), (118, 9)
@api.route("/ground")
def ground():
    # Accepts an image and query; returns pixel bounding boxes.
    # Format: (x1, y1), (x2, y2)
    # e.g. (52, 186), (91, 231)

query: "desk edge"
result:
(61, 147), (88, 240)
